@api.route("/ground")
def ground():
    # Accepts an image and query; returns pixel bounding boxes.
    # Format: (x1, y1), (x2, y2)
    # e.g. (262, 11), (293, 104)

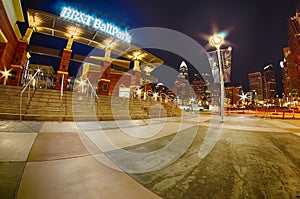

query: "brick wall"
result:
(0, 0), (19, 72)
(109, 74), (131, 96)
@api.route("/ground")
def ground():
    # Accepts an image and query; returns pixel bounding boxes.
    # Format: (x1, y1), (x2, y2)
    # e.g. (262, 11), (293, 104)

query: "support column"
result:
(0, 42), (6, 61)
(56, 36), (73, 90)
(1, 27), (34, 86)
(131, 60), (141, 86)
(9, 27), (34, 86)
(0, 42), (7, 85)
(9, 41), (28, 86)
(97, 61), (111, 95)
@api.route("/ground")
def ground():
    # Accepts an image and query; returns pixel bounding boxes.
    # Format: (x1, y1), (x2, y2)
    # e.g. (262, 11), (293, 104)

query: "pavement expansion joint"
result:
(27, 154), (93, 163)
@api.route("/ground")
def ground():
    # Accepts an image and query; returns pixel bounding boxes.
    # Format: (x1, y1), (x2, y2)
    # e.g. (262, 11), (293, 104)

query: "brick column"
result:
(132, 71), (141, 85)
(131, 60), (141, 86)
(7, 27), (34, 86)
(0, 42), (6, 62)
(0, 42), (7, 85)
(97, 61), (111, 95)
(9, 41), (28, 86)
(55, 49), (71, 90)
(55, 37), (73, 90)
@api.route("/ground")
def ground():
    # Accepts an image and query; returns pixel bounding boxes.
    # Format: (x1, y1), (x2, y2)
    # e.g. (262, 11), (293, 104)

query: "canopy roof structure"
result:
(28, 64), (55, 76)
(26, 9), (163, 73)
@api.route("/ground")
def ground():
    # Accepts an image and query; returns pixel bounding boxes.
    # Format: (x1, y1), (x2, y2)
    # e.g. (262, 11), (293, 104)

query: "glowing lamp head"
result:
(2, 70), (9, 77)
(240, 93), (247, 101)
(209, 34), (223, 47)
(136, 88), (142, 95)
(1, 68), (11, 79)
(79, 80), (85, 86)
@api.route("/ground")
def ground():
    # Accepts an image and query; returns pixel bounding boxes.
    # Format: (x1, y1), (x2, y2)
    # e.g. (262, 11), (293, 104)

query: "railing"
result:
(144, 90), (175, 118)
(226, 108), (300, 119)
(130, 87), (139, 112)
(131, 87), (179, 118)
(86, 78), (99, 101)
(262, 109), (300, 119)
(20, 69), (41, 121)
(160, 93), (174, 117)
(86, 78), (99, 117)
(60, 75), (64, 122)
(146, 90), (154, 107)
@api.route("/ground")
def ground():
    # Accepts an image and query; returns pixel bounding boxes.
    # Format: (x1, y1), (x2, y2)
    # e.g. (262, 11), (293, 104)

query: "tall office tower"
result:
(174, 61), (190, 102)
(263, 64), (276, 100)
(191, 73), (210, 105)
(284, 9), (300, 100)
(248, 72), (264, 100)
(225, 86), (239, 106)
(281, 47), (298, 102)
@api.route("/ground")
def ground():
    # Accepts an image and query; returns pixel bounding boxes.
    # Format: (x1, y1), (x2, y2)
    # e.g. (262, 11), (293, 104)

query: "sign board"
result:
(119, 86), (130, 98)
(60, 7), (132, 44)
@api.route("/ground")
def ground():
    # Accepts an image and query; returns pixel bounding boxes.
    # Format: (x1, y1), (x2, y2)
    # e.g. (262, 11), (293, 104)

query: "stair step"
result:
(0, 85), (182, 121)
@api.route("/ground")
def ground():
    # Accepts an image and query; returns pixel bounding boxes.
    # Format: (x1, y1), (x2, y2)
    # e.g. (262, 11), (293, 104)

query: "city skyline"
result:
(20, 0), (298, 94)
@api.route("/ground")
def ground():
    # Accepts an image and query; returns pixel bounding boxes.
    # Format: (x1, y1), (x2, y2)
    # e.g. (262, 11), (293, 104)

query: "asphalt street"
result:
(119, 116), (300, 199)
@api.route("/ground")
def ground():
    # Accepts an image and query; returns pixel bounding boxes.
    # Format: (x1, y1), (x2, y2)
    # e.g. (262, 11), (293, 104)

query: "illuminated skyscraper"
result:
(263, 64), (276, 100)
(225, 86), (239, 106)
(174, 61), (190, 103)
(282, 10), (300, 101)
(191, 73), (210, 107)
(248, 72), (263, 100)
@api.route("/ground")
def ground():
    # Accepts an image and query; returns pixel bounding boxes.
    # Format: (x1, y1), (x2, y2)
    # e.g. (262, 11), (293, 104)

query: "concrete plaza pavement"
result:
(0, 114), (300, 198)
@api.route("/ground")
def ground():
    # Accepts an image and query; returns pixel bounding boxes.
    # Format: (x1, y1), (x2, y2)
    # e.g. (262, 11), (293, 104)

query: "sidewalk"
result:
(1, 115), (299, 199)
(0, 116), (204, 199)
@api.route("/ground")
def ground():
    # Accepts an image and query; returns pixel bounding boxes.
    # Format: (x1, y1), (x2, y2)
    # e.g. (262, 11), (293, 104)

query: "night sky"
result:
(20, 0), (297, 95)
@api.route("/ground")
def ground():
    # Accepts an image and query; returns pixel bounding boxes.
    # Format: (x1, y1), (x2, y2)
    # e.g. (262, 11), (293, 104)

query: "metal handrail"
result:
(160, 93), (172, 102)
(86, 78), (99, 100)
(86, 78), (99, 118)
(60, 75), (64, 122)
(20, 69), (41, 121)
(160, 93), (175, 117)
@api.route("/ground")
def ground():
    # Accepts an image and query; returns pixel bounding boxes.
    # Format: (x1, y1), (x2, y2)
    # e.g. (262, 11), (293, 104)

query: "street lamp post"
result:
(210, 34), (225, 123)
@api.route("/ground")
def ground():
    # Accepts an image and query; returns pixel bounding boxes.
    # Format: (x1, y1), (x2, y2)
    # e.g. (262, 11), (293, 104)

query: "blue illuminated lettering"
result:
(93, 18), (102, 29)
(60, 7), (132, 43)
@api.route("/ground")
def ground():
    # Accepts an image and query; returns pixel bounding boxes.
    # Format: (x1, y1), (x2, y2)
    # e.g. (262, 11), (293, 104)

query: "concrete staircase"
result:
(0, 85), (182, 121)
(0, 85), (26, 120)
